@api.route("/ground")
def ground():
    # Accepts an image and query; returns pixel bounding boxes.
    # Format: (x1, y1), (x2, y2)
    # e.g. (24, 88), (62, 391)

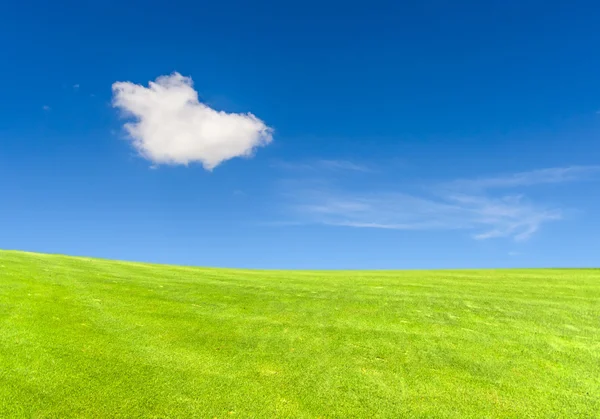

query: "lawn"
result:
(0, 250), (598, 418)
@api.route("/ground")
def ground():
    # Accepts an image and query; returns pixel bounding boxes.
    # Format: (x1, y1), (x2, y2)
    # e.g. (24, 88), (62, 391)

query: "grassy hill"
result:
(0, 250), (598, 418)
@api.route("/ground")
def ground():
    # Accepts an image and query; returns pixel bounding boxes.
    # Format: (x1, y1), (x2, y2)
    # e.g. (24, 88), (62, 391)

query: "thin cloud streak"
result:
(446, 166), (600, 191)
(290, 190), (561, 241)
(282, 165), (598, 241)
(273, 159), (371, 173)
(317, 159), (372, 172)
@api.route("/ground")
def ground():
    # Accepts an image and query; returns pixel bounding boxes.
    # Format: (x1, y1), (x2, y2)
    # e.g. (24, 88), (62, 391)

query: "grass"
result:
(0, 250), (598, 418)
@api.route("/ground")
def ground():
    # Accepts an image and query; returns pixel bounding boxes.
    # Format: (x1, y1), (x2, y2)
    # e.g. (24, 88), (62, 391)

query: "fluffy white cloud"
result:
(112, 72), (273, 170)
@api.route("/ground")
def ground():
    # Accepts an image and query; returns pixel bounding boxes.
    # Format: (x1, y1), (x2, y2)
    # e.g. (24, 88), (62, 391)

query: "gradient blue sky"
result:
(1, 0), (599, 268)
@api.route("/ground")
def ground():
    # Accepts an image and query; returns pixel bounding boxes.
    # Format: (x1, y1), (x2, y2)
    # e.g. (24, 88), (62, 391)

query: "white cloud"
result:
(281, 165), (599, 241)
(112, 72), (273, 170)
(42, 105), (51, 111)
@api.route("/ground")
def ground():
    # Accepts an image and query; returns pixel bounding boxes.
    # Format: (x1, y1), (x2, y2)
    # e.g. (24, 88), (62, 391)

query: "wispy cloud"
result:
(445, 166), (600, 191)
(42, 105), (51, 111)
(273, 159), (371, 173)
(233, 189), (246, 197)
(290, 190), (560, 241)
(282, 165), (595, 241)
(317, 159), (372, 172)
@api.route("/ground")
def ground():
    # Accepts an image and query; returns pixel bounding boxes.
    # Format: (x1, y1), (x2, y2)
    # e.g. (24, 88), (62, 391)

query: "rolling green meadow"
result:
(0, 250), (598, 418)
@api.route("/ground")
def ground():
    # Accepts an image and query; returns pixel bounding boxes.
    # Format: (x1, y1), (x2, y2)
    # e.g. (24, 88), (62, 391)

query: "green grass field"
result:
(0, 250), (598, 418)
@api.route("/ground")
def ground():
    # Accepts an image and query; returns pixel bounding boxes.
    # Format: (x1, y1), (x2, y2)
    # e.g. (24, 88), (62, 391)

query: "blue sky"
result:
(1, 0), (599, 268)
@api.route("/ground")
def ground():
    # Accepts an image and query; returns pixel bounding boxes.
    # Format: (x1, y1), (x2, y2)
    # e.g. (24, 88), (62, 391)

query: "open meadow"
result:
(0, 250), (598, 418)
